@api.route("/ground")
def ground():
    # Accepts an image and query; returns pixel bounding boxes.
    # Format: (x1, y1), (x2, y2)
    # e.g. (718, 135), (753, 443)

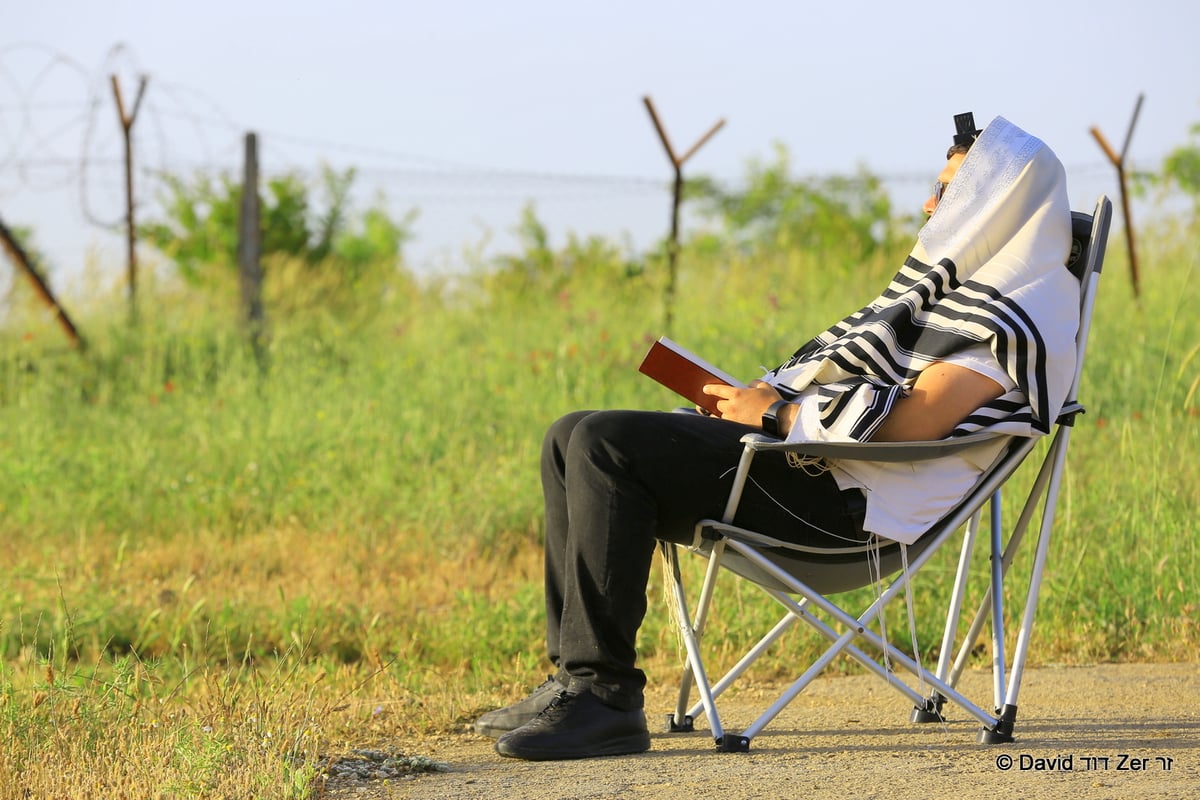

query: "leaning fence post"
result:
(0, 214), (86, 351)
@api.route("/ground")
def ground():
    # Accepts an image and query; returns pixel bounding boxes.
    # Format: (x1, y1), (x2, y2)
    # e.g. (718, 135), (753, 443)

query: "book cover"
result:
(638, 337), (745, 415)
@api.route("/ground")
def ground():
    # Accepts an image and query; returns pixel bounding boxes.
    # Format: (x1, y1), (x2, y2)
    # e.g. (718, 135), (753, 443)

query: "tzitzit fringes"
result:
(901, 544), (926, 696)
(869, 536), (892, 680)
(900, 543), (952, 737)
(658, 545), (689, 665)
(785, 453), (830, 473)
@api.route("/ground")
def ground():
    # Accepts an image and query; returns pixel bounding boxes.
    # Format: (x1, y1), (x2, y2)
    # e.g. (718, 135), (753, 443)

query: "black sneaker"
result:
(494, 689), (651, 761)
(473, 677), (565, 738)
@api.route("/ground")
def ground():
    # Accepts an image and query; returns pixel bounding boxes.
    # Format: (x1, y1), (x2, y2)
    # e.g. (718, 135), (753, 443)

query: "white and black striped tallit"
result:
(766, 116), (1079, 442)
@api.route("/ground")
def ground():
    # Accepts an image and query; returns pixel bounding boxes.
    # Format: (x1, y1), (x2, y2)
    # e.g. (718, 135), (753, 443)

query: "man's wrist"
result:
(761, 399), (791, 438)
(779, 401), (800, 437)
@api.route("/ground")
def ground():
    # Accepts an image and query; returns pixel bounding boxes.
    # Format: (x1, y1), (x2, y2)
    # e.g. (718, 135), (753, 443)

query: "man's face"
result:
(923, 152), (968, 217)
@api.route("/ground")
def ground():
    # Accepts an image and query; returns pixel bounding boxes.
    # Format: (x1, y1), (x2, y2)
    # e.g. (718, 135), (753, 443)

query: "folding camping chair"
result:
(660, 196), (1113, 752)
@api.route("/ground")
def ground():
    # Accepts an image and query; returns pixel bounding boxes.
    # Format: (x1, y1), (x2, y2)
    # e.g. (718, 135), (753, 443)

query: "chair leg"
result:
(982, 429), (1073, 744)
(662, 541), (726, 743)
(683, 610), (802, 727)
(914, 505), (985, 723)
(988, 492), (1008, 714)
(666, 442), (760, 741)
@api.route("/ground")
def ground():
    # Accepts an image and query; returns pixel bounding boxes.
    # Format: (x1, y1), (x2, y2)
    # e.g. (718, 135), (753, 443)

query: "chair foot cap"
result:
(665, 713), (694, 733)
(715, 735), (750, 752)
(979, 703), (1018, 744)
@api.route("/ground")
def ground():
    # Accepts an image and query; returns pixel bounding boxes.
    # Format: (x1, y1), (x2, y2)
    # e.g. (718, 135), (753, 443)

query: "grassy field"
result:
(1, 217), (1197, 797)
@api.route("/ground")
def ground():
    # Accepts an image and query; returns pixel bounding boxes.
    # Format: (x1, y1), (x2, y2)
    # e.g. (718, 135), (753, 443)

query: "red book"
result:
(638, 337), (745, 415)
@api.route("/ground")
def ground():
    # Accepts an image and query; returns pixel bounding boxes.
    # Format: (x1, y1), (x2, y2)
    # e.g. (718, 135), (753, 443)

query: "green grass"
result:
(0, 221), (1196, 797)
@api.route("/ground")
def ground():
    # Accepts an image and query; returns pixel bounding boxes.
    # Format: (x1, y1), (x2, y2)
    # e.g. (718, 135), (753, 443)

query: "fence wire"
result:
(1, 42), (1128, 282)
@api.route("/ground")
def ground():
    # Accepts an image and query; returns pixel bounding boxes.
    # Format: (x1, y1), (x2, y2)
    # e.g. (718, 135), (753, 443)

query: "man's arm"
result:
(703, 362), (1003, 442)
(871, 362), (1004, 442)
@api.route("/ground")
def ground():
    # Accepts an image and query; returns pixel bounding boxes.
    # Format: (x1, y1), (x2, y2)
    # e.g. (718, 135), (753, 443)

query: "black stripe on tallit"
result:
(951, 280), (1053, 432)
(953, 397), (1030, 433)
(848, 384), (905, 440)
(813, 382), (906, 441)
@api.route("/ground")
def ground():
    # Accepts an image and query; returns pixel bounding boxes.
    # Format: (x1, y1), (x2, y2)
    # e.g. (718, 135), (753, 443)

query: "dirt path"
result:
(331, 663), (1198, 800)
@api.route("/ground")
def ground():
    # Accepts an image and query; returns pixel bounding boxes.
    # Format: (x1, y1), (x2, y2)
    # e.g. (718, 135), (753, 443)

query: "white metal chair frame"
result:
(661, 197), (1113, 752)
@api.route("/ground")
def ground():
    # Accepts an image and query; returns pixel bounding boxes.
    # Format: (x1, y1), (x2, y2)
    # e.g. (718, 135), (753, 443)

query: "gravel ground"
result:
(324, 663), (1198, 800)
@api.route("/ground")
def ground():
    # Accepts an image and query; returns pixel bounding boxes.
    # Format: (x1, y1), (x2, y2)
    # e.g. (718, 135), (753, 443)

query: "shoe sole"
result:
(494, 732), (651, 761)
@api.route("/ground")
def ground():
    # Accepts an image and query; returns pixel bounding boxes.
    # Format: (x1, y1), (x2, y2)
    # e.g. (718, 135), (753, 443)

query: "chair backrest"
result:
(1067, 212), (1095, 280)
(1067, 202), (1111, 282)
(1061, 198), (1113, 415)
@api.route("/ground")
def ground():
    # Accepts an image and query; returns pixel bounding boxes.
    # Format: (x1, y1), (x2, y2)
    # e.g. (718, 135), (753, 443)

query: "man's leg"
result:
(499, 409), (865, 758)
(549, 410), (767, 710)
(473, 411), (596, 739)
(540, 410), (596, 672)
(544, 408), (866, 708)
(499, 410), (746, 758)
(473, 411), (594, 739)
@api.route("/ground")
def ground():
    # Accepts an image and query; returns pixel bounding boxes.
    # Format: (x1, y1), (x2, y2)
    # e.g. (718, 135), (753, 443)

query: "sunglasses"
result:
(932, 180), (948, 204)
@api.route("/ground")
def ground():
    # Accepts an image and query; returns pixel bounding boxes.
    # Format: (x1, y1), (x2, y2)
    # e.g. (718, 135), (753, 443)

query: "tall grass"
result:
(0, 218), (1196, 796)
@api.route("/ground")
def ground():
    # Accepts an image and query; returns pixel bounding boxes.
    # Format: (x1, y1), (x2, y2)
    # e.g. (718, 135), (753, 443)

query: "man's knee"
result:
(566, 411), (653, 473)
(543, 410), (595, 468)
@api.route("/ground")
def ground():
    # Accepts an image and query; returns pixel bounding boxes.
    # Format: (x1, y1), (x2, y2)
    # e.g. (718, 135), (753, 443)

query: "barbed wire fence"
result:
(1, 42), (1128, 314)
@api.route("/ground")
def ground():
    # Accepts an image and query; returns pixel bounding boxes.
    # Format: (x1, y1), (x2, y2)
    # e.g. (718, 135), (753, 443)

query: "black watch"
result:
(761, 399), (790, 438)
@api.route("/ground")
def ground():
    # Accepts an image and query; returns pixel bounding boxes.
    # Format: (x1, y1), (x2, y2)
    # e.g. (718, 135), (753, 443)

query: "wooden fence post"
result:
(643, 96), (725, 334)
(238, 131), (265, 344)
(111, 74), (148, 316)
(1090, 93), (1144, 297)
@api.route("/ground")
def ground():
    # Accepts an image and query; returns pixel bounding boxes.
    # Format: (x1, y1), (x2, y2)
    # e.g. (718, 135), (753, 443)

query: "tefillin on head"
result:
(948, 112), (982, 157)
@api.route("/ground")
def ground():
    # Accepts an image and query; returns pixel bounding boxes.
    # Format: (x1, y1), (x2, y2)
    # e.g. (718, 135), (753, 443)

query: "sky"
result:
(3, 0), (1199, 290)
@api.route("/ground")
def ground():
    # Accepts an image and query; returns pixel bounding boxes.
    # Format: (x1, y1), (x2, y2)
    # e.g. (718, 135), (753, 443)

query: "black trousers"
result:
(539, 409), (868, 711)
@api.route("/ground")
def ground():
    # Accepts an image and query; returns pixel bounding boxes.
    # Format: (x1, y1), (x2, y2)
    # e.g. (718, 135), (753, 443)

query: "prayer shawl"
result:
(766, 116), (1079, 443)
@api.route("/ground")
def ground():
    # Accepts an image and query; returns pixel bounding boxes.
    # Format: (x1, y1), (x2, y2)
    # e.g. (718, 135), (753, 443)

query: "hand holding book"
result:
(637, 337), (746, 416)
(638, 337), (797, 434)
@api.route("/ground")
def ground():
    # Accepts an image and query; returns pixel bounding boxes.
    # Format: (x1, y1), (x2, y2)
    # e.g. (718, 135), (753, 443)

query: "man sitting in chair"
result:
(478, 113), (1080, 761)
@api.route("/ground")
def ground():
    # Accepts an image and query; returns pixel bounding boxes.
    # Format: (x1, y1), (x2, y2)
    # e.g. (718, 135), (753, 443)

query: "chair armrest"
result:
(739, 430), (1009, 463)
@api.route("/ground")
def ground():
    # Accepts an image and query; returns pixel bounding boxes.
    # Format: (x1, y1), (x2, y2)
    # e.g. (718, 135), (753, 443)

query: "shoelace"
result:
(534, 691), (578, 722)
